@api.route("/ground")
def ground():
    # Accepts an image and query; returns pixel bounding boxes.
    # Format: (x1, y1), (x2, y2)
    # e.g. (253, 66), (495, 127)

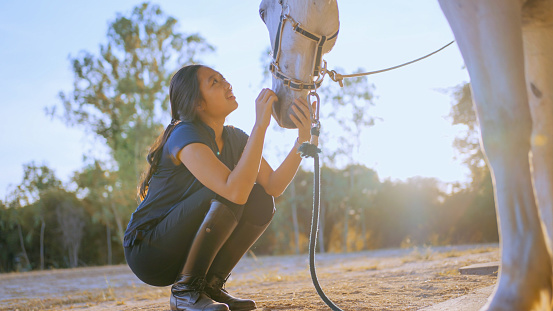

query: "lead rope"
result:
(325, 40), (455, 87)
(297, 92), (343, 311)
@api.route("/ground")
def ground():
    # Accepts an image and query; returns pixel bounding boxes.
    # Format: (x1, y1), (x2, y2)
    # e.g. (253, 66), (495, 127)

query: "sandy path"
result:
(1, 244), (499, 311)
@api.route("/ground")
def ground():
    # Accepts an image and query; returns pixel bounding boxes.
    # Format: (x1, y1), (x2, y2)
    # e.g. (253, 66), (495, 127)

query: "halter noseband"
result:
(270, 1), (339, 91)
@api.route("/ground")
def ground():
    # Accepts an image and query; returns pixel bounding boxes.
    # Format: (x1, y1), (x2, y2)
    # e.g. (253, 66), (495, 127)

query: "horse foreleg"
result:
(438, 0), (552, 310)
(523, 2), (553, 261)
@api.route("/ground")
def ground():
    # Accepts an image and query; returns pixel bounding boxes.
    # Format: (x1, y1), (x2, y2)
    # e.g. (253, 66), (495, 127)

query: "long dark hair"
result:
(138, 64), (204, 200)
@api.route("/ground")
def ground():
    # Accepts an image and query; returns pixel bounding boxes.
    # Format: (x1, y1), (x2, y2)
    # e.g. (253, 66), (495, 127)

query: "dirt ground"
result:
(0, 244), (499, 311)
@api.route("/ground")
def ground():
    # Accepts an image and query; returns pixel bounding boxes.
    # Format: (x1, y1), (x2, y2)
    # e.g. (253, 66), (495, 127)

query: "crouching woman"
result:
(123, 64), (312, 311)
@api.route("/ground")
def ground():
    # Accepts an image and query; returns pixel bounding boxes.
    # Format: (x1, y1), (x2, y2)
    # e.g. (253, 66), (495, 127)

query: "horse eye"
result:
(259, 9), (266, 22)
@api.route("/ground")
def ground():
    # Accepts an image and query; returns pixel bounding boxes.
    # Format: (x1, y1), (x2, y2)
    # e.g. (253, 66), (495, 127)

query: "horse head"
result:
(259, 0), (340, 128)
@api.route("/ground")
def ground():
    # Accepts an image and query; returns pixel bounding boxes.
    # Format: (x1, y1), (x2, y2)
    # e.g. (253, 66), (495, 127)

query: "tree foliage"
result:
(1, 160), (500, 272)
(51, 2), (214, 243)
(317, 68), (377, 252)
(447, 83), (489, 186)
(54, 2), (212, 207)
(319, 68), (377, 165)
(445, 82), (497, 241)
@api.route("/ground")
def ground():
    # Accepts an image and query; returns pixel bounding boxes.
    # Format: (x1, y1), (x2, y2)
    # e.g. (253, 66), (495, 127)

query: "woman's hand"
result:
(290, 98), (315, 143)
(255, 88), (277, 130)
(256, 97), (316, 198)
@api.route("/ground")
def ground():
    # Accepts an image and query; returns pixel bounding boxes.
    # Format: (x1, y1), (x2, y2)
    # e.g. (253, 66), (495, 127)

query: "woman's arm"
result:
(178, 89), (276, 205)
(257, 97), (314, 197)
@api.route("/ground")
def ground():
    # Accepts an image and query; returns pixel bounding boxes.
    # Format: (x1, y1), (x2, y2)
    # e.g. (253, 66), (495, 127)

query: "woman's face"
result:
(197, 66), (238, 120)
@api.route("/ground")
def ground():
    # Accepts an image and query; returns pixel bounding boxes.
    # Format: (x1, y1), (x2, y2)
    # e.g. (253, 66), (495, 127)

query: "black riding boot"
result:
(171, 200), (239, 311)
(206, 220), (272, 311)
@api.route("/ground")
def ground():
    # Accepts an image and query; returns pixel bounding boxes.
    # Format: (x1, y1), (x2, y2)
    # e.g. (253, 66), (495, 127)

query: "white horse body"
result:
(260, 0), (553, 310)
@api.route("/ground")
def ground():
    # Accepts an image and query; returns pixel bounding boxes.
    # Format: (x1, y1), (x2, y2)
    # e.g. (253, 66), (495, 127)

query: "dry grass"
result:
(1, 244), (499, 311)
(399, 246), (439, 264)
(4, 290), (117, 311)
(340, 264), (379, 272)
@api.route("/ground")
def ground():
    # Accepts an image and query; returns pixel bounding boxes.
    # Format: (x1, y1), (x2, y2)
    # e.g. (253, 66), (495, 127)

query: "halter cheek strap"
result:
(270, 3), (339, 91)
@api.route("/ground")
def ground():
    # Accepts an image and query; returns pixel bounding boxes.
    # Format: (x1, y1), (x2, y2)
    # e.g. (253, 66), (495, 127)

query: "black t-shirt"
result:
(123, 120), (249, 247)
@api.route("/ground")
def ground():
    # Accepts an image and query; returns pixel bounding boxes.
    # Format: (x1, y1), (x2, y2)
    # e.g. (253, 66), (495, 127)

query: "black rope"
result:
(310, 154), (343, 311)
(299, 128), (343, 311)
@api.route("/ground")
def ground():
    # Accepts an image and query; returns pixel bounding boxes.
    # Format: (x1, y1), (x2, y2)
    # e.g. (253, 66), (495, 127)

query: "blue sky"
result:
(0, 0), (471, 200)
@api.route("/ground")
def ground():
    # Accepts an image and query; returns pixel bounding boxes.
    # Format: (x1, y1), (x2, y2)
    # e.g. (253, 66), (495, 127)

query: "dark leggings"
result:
(124, 184), (275, 286)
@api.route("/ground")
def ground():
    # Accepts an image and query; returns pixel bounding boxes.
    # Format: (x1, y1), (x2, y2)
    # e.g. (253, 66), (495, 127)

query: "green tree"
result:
(318, 166), (350, 252)
(370, 177), (443, 248)
(35, 188), (86, 268)
(344, 164), (380, 250)
(3, 163), (63, 271)
(2, 163), (82, 271)
(56, 193), (85, 268)
(4, 190), (31, 271)
(448, 83), (490, 186)
(257, 168), (315, 255)
(74, 161), (117, 265)
(0, 200), (15, 272)
(318, 68), (377, 252)
(52, 3), (215, 242)
(439, 177), (497, 244)
(16, 162), (62, 270)
(445, 83), (497, 243)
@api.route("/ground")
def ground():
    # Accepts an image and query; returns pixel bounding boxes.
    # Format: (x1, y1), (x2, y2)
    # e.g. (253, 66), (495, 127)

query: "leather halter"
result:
(269, 1), (339, 91)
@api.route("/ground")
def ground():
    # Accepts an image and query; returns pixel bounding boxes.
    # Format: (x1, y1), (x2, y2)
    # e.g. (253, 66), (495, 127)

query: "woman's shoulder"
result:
(224, 124), (247, 134)
(166, 121), (210, 156)
(224, 125), (249, 140)
(169, 121), (208, 139)
(173, 120), (201, 132)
